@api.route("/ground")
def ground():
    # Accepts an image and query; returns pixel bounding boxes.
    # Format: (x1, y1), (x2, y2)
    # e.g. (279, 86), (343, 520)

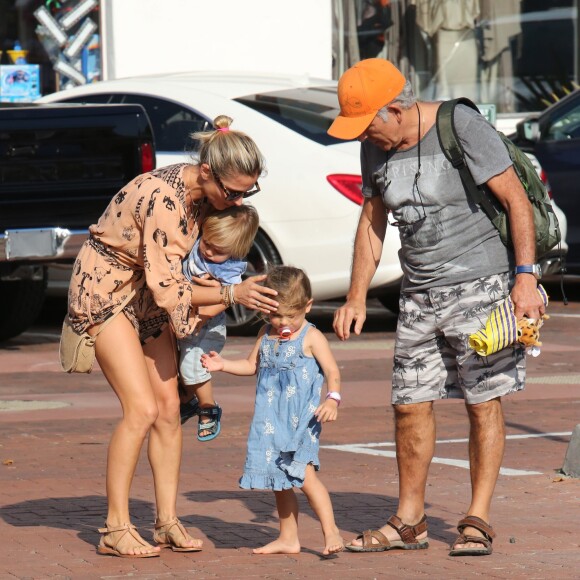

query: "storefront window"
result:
(0, 0), (101, 102)
(333, 0), (579, 114)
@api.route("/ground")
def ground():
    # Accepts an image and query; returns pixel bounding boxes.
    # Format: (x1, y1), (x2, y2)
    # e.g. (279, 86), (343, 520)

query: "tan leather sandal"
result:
(346, 514), (429, 552)
(449, 515), (496, 556)
(97, 522), (159, 558)
(153, 517), (203, 552)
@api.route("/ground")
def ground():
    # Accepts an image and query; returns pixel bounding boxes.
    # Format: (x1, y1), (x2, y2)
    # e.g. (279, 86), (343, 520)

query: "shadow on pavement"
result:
(0, 496), (156, 548)
(182, 490), (455, 547)
(1, 491), (451, 552)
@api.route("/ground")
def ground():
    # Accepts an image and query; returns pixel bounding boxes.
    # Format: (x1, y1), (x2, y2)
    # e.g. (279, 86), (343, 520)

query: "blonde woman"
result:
(66, 115), (278, 558)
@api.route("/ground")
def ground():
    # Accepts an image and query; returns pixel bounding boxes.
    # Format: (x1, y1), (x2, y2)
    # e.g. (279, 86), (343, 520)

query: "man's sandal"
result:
(97, 522), (160, 558)
(449, 515), (496, 557)
(346, 514), (429, 552)
(197, 403), (222, 442)
(153, 517), (203, 552)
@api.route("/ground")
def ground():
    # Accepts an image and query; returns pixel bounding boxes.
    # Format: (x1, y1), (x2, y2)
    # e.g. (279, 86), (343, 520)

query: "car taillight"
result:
(539, 169), (553, 199)
(327, 174), (363, 205)
(140, 142), (155, 172)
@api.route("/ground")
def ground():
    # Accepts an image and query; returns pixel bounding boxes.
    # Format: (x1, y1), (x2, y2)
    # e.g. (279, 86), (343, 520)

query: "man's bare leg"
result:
(348, 401), (434, 547)
(452, 397), (505, 550)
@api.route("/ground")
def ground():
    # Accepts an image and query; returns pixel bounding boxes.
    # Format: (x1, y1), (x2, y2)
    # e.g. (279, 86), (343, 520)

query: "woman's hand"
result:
(201, 351), (225, 372)
(234, 275), (278, 313)
(190, 273), (220, 287)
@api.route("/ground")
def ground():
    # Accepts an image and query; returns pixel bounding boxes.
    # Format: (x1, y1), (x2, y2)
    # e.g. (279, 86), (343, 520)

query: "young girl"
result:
(201, 266), (344, 556)
(179, 204), (259, 442)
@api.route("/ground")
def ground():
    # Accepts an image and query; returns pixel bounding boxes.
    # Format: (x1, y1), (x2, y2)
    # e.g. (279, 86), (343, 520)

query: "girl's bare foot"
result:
(253, 538), (300, 554)
(323, 529), (345, 555)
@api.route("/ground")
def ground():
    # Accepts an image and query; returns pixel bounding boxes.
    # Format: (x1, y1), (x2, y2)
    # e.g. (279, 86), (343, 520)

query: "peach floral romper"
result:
(67, 163), (204, 343)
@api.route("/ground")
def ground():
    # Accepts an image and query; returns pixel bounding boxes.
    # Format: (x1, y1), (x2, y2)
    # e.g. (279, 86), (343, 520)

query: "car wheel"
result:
(226, 230), (282, 335)
(0, 276), (47, 342)
(377, 291), (401, 315)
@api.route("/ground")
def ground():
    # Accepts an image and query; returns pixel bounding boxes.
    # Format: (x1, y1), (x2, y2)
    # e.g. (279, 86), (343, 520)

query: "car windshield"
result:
(235, 86), (346, 146)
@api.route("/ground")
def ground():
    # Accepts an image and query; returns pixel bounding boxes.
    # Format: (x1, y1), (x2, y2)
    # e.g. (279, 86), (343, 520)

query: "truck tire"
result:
(225, 230), (282, 335)
(0, 278), (47, 342)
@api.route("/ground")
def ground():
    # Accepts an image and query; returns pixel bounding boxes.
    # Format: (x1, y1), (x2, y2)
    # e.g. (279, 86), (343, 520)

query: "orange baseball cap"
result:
(328, 58), (406, 140)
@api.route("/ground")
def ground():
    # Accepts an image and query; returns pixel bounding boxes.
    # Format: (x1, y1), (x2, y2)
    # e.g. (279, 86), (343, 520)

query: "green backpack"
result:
(436, 98), (561, 258)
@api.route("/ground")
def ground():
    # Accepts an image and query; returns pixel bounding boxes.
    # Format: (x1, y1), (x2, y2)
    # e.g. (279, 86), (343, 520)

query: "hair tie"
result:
(217, 127), (230, 132)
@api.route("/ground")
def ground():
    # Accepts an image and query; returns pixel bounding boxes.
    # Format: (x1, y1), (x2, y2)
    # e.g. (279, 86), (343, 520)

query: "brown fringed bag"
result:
(59, 290), (135, 373)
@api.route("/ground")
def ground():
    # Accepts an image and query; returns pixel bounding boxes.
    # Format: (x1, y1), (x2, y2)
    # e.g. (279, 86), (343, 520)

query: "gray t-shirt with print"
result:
(361, 104), (513, 292)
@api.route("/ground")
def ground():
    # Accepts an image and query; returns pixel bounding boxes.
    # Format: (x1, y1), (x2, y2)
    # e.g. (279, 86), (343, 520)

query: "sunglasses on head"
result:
(211, 169), (260, 201)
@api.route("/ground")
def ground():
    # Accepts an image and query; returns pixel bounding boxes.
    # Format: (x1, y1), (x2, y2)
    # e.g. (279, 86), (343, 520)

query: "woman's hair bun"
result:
(213, 115), (233, 130)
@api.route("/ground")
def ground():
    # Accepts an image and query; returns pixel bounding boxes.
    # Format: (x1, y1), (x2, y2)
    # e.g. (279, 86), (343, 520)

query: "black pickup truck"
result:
(0, 103), (155, 341)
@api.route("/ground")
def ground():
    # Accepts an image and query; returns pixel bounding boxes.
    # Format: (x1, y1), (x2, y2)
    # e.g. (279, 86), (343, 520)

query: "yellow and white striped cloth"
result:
(468, 285), (549, 356)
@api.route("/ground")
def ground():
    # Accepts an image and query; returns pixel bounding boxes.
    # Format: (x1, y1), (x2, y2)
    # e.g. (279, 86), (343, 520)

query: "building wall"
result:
(101, 0), (333, 80)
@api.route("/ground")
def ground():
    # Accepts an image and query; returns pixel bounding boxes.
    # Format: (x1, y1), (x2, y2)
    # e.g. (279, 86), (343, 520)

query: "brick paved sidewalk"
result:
(1, 301), (579, 579)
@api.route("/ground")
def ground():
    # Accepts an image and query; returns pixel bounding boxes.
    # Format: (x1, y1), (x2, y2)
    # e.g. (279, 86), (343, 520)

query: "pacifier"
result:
(278, 326), (292, 340)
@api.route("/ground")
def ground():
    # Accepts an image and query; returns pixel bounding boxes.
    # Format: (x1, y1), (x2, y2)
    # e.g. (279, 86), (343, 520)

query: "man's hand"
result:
(510, 275), (545, 319)
(333, 298), (367, 341)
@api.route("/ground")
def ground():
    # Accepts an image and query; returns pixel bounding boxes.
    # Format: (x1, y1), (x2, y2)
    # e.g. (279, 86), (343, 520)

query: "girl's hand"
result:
(234, 274), (278, 313)
(314, 399), (339, 423)
(200, 351), (225, 372)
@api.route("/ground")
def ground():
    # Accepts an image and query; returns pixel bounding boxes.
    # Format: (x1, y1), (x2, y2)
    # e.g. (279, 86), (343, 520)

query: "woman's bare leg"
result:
(301, 465), (344, 555)
(145, 326), (202, 550)
(253, 489), (301, 554)
(94, 314), (160, 556)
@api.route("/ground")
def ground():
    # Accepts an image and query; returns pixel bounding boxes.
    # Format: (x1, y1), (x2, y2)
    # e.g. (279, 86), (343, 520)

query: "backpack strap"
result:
(436, 98), (501, 221)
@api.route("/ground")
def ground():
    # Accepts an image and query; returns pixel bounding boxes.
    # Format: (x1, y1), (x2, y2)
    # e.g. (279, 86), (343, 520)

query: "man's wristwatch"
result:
(514, 264), (542, 280)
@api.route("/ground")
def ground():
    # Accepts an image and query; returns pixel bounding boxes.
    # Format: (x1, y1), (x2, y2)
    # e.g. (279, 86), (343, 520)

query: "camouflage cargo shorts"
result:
(392, 273), (526, 405)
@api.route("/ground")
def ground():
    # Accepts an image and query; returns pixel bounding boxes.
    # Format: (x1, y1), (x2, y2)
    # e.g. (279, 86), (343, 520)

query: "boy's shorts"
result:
(392, 273), (526, 406)
(178, 312), (226, 386)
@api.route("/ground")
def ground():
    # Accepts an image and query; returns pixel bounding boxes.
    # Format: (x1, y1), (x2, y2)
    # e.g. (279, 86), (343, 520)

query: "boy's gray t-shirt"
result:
(361, 104), (512, 291)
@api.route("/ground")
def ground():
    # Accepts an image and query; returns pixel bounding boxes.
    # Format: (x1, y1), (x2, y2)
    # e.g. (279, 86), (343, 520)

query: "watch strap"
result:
(326, 392), (341, 406)
(515, 264), (535, 274)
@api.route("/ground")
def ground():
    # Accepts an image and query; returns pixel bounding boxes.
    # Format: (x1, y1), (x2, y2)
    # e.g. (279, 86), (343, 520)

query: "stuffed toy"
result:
(469, 285), (549, 357)
(516, 314), (550, 349)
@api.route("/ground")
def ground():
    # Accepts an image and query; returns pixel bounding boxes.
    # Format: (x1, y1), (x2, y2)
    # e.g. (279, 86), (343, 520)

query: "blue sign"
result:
(0, 64), (41, 102)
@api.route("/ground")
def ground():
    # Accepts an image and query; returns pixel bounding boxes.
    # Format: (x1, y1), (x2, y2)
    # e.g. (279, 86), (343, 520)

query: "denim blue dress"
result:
(239, 323), (324, 491)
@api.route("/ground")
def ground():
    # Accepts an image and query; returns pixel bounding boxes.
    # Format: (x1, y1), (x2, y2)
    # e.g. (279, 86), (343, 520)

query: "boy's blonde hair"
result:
(202, 204), (259, 260)
(192, 115), (266, 179)
(265, 266), (312, 311)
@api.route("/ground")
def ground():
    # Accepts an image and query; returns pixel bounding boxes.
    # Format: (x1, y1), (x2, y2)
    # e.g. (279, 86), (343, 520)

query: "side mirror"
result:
(516, 118), (540, 142)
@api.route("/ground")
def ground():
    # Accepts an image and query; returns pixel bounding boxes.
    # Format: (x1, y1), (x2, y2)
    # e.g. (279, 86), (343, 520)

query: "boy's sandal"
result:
(153, 517), (203, 552)
(97, 522), (159, 558)
(179, 396), (200, 425)
(449, 515), (496, 557)
(197, 403), (222, 442)
(345, 514), (429, 552)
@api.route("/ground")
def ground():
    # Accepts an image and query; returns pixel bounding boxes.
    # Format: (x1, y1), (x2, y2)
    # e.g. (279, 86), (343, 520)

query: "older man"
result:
(329, 58), (544, 556)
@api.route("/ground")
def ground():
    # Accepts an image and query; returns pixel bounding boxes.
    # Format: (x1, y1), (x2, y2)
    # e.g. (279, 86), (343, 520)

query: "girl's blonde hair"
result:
(202, 204), (259, 259)
(265, 266), (312, 311)
(192, 115), (266, 179)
